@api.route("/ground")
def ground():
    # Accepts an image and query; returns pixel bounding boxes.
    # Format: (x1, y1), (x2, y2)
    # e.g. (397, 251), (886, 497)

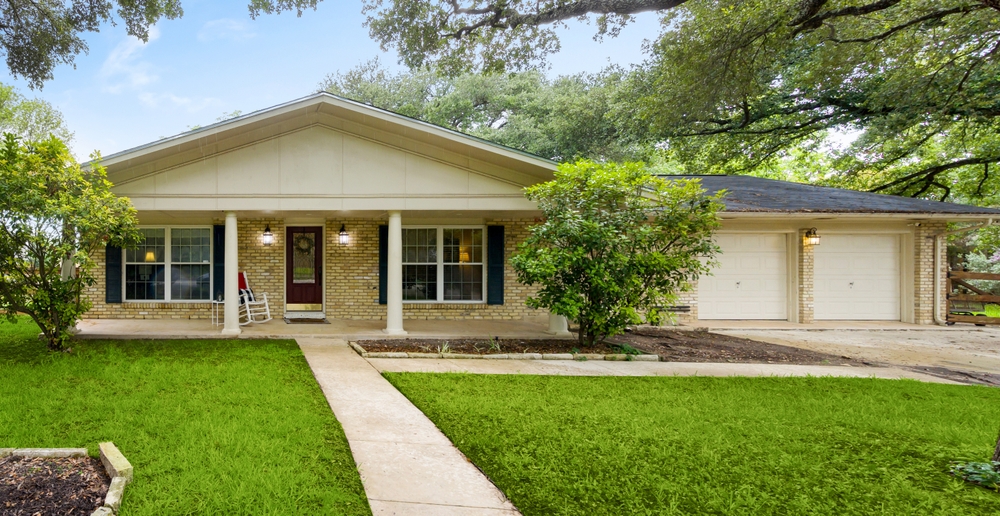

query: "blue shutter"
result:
(378, 225), (388, 305)
(487, 225), (504, 305)
(213, 225), (225, 301)
(105, 244), (122, 304)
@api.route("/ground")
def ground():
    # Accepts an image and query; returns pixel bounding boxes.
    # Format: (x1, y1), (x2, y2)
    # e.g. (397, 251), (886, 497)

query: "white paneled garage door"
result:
(814, 234), (900, 320)
(699, 233), (787, 320)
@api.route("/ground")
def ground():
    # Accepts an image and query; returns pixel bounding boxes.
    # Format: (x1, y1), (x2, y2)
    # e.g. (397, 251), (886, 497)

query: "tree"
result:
(510, 160), (722, 346)
(0, 136), (139, 351)
(627, 0), (1000, 202)
(321, 59), (643, 161)
(0, 83), (72, 142)
(358, 0), (1000, 73)
(355, 0), (1000, 203)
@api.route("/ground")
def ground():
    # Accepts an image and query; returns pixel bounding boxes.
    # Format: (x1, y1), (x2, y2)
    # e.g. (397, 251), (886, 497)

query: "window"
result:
(125, 227), (212, 301)
(402, 227), (483, 302)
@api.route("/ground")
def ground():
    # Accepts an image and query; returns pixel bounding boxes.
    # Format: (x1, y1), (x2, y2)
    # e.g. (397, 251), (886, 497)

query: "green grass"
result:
(385, 373), (1000, 515)
(0, 317), (370, 515)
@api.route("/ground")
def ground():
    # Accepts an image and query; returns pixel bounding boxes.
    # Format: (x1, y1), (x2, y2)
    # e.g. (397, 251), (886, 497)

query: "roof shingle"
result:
(662, 175), (1000, 215)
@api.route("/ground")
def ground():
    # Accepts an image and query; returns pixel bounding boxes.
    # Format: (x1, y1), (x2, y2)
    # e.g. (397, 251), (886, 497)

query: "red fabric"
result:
(238, 271), (248, 291)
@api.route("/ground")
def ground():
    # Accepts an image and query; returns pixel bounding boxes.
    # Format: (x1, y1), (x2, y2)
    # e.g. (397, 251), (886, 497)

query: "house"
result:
(82, 92), (1000, 333)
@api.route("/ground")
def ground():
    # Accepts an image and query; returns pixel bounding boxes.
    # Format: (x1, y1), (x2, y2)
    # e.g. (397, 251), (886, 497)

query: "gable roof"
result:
(663, 175), (1000, 216)
(97, 91), (557, 183)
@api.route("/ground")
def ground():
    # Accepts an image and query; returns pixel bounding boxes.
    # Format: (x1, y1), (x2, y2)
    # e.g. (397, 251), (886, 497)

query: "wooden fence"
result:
(947, 270), (1000, 325)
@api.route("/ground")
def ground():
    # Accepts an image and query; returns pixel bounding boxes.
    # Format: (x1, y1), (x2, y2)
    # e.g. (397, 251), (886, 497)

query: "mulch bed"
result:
(359, 327), (864, 365)
(607, 327), (864, 365)
(357, 338), (621, 355)
(0, 455), (109, 515)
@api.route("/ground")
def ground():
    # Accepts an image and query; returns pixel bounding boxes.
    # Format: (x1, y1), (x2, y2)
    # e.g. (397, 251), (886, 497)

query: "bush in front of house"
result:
(0, 136), (139, 350)
(511, 160), (723, 347)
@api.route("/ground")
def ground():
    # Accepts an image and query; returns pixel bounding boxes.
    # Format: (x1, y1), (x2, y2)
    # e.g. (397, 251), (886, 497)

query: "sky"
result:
(0, 1), (662, 160)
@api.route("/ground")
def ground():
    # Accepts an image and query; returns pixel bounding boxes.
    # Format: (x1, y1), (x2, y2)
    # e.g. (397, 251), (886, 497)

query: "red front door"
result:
(286, 226), (323, 311)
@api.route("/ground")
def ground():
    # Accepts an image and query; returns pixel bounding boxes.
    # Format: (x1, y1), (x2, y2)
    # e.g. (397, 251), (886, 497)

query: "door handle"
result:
(849, 281), (854, 289)
(735, 281), (741, 289)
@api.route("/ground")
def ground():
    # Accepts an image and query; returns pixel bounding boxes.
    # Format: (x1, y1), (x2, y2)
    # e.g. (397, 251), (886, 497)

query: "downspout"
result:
(933, 218), (995, 325)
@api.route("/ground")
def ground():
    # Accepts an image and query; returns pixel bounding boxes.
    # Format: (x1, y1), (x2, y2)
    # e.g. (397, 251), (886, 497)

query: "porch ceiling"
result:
(134, 209), (543, 225)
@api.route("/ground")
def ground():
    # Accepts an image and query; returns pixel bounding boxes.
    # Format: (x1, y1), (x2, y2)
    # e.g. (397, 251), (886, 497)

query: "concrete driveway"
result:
(715, 327), (1000, 385)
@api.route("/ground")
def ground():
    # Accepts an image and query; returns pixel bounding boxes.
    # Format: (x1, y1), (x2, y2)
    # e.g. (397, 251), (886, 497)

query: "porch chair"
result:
(238, 271), (272, 325)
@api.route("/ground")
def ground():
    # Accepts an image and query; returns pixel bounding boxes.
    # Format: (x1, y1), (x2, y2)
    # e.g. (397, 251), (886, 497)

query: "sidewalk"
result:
(366, 356), (960, 383)
(297, 337), (519, 516)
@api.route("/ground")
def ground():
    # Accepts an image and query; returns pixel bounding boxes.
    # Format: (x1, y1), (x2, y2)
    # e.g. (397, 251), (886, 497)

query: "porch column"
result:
(222, 211), (241, 336)
(547, 313), (571, 336)
(384, 210), (406, 335)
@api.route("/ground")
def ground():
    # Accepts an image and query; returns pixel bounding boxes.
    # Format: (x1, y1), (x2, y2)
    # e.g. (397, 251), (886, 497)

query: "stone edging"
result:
(0, 443), (133, 516)
(348, 341), (660, 362)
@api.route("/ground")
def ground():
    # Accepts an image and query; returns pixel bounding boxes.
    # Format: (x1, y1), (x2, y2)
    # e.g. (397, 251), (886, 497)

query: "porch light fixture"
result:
(338, 224), (349, 246)
(804, 228), (820, 246)
(145, 251), (156, 262)
(262, 224), (275, 246)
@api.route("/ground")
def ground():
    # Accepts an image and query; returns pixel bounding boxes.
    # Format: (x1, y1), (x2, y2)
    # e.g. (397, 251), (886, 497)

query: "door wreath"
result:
(293, 233), (315, 255)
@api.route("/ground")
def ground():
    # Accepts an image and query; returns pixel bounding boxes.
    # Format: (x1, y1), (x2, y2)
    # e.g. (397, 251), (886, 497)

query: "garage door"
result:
(699, 233), (787, 319)
(814, 234), (900, 320)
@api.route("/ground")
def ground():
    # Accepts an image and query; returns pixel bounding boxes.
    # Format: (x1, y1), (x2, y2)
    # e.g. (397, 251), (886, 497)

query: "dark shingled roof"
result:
(661, 175), (1000, 215)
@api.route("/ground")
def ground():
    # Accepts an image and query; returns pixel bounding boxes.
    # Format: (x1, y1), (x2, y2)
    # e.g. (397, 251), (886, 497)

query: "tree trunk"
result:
(993, 425), (1000, 464)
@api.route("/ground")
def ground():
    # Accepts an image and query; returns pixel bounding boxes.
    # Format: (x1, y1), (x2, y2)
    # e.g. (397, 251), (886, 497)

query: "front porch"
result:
(75, 315), (558, 340)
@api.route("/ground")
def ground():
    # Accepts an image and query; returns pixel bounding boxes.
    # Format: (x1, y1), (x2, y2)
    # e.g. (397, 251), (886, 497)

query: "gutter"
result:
(933, 218), (995, 325)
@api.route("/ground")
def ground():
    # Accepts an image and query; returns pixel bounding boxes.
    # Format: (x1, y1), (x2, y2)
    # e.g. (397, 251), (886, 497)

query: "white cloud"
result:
(99, 26), (162, 94)
(198, 19), (257, 42)
(138, 92), (219, 113)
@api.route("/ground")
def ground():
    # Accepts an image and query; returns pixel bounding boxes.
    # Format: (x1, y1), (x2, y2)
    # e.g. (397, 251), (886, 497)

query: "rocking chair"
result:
(238, 271), (272, 325)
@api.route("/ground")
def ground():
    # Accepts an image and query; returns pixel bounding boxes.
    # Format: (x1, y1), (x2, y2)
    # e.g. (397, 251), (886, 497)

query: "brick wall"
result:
(322, 217), (542, 320)
(798, 229), (815, 324)
(914, 221), (947, 325)
(238, 219), (286, 319)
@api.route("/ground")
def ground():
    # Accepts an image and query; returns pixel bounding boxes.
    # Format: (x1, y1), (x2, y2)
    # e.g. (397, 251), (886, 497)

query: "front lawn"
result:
(0, 317), (370, 515)
(386, 373), (1000, 515)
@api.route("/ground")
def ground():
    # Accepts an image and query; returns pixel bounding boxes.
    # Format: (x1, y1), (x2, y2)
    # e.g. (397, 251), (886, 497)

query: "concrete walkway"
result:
(367, 356), (960, 384)
(297, 337), (519, 516)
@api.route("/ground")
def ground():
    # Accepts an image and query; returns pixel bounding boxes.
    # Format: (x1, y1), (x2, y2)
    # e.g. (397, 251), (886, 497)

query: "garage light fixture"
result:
(338, 224), (349, 246)
(262, 224), (275, 246)
(804, 228), (820, 246)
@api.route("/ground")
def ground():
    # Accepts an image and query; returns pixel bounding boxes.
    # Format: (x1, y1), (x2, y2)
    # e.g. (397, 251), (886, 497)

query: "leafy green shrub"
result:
(951, 461), (1000, 492)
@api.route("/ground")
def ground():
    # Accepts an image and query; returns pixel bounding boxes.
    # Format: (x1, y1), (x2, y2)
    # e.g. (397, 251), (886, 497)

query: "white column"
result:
(384, 210), (406, 335)
(547, 313), (571, 336)
(222, 211), (241, 336)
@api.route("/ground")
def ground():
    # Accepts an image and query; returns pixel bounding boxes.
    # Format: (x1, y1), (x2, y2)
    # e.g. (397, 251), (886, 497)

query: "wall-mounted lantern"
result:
(338, 224), (349, 246)
(262, 224), (275, 246)
(145, 251), (156, 262)
(804, 227), (820, 246)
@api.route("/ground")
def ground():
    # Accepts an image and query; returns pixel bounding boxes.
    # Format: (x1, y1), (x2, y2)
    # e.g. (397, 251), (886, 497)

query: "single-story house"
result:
(82, 92), (1000, 334)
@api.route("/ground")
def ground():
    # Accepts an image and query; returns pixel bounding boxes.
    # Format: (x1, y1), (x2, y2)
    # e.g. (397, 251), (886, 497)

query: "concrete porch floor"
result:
(75, 316), (564, 340)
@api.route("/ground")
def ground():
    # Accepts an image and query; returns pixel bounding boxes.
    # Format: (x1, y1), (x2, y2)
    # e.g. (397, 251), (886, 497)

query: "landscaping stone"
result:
(348, 342), (368, 357)
(633, 354), (660, 362)
(103, 476), (128, 512)
(407, 352), (443, 359)
(441, 353), (482, 359)
(507, 353), (543, 360)
(483, 354), (509, 359)
(367, 352), (409, 358)
(576, 354), (605, 361)
(542, 353), (574, 360)
(0, 448), (12, 457)
(13, 448), (87, 458)
(604, 354), (630, 361)
(99, 442), (133, 482)
(91, 506), (114, 516)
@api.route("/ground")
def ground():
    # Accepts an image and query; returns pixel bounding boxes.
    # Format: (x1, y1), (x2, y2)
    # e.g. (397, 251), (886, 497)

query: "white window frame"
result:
(123, 226), (214, 303)
(402, 225), (486, 304)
